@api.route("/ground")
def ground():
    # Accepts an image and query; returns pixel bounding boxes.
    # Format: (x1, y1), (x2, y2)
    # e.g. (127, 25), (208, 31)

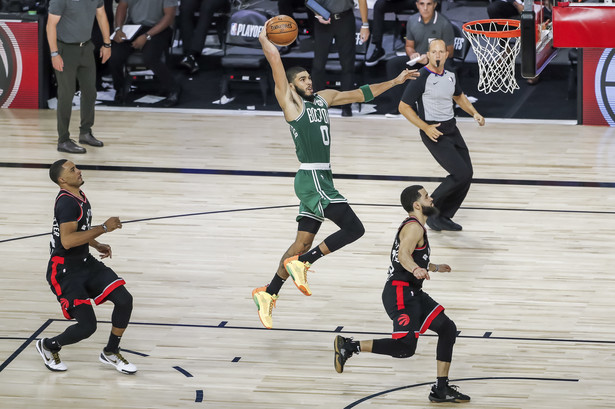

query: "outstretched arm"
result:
(319, 69), (419, 107)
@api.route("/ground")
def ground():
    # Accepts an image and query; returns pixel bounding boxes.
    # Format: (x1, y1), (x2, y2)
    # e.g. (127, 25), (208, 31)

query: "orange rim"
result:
(462, 19), (521, 38)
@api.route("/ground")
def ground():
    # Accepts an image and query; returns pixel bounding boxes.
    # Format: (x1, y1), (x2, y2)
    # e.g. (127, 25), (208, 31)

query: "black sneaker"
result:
(334, 335), (356, 373)
(428, 383), (470, 403)
(365, 47), (386, 67)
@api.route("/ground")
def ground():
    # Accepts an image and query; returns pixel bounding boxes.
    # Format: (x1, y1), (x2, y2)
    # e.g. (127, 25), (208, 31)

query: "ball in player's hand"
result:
(266, 15), (298, 46)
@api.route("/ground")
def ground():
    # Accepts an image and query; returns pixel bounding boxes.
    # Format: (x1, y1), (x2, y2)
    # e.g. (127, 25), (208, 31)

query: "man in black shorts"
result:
(36, 159), (136, 374)
(333, 185), (470, 403)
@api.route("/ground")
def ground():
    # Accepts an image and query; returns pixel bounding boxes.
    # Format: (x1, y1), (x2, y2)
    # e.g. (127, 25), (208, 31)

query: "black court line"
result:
(344, 376), (579, 408)
(2, 203), (615, 245)
(0, 319), (53, 373)
(173, 366), (194, 377)
(2, 161), (615, 188)
(2, 319), (613, 373)
(195, 390), (204, 403)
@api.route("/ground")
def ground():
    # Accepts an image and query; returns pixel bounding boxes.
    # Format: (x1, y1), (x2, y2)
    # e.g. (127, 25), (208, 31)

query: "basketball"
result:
(266, 15), (298, 47)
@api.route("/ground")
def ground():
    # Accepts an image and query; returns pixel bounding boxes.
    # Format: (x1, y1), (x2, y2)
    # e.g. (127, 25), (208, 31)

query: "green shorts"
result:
(294, 169), (347, 222)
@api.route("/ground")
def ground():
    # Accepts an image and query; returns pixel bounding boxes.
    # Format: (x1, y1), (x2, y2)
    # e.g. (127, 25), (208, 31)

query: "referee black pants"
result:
(420, 118), (473, 219)
(311, 9), (356, 93)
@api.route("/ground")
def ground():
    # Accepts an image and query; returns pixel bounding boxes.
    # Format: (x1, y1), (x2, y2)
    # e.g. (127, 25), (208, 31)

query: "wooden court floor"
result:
(1, 108), (614, 408)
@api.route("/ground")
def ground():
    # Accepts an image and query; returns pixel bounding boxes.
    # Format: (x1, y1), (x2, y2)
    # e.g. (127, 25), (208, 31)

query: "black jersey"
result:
(387, 216), (430, 288)
(50, 189), (92, 259)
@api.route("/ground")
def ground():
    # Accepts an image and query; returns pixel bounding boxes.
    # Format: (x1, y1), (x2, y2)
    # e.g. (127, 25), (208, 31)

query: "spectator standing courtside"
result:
(310, 0), (369, 117)
(110, 0), (180, 107)
(399, 39), (484, 231)
(47, 0), (111, 154)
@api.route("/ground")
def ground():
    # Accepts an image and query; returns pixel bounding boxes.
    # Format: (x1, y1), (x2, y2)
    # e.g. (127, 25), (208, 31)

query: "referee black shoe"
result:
(428, 383), (471, 403)
(441, 217), (462, 231)
(334, 335), (357, 373)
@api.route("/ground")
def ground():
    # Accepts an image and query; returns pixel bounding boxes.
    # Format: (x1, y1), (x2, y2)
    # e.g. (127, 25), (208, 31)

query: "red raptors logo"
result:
(0, 22), (20, 107)
(397, 314), (411, 327)
(60, 298), (69, 310)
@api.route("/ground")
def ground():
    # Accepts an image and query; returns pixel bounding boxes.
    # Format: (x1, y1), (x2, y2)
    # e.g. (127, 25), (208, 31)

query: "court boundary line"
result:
(2, 318), (612, 374)
(344, 376), (580, 408)
(2, 203), (614, 244)
(2, 161), (612, 188)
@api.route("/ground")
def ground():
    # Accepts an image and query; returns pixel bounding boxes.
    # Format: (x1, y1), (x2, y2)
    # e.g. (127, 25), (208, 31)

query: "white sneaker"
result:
(99, 350), (137, 374)
(36, 338), (67, 371)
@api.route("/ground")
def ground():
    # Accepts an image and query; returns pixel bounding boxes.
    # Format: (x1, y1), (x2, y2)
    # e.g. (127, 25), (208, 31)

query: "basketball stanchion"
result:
(462, 19), (521, 94)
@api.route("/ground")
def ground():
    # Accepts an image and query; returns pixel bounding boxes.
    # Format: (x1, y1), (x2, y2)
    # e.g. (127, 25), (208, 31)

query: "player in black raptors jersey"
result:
(332, 185), (470, 403)
(36, 159), (136, 374)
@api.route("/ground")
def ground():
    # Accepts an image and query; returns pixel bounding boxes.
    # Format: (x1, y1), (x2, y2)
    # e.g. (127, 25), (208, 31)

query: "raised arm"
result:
(319, 68), (419, 107)
(258, 22), (301, 120)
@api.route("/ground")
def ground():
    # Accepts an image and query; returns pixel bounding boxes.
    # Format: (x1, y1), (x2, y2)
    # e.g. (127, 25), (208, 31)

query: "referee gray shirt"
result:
(122, 0), (177, 27)
(401, 66), (462, 122)
(405, 11), (455, 54)
(48, 0), (103, 43)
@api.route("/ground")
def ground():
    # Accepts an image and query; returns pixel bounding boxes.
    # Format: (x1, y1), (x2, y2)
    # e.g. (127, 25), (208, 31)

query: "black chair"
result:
(450, 21), (471, 71)
(122, 30), (174, 94)
(219, 9), (271, 105)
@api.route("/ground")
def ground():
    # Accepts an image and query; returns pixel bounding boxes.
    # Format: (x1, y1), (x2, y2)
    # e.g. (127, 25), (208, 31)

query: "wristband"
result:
(50, 51), (59, 57)
(433, 264), (439, 272)
(114, 26), (121, 32)
(361, 22), (369, 28)
(412, 266), (420, 274)
(360, 84), (374, 102)
(103, 42), (112, 48)
(101, 223), (108, 233)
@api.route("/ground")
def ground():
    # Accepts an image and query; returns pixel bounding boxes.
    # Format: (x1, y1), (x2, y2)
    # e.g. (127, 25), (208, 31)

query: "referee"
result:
(399, 39), (484, 231)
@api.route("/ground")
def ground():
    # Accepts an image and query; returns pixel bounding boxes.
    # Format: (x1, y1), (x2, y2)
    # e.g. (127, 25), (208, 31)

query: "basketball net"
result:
(463, 20), (521, 94)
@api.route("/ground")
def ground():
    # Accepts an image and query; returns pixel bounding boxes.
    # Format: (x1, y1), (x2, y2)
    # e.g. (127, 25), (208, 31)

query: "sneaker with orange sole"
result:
(252, 286), (278, 329)
(283, 255), (312, 296)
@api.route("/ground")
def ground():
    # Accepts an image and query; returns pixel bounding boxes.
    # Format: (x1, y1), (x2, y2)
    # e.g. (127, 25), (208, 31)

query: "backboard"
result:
(520, 0), (557, 79)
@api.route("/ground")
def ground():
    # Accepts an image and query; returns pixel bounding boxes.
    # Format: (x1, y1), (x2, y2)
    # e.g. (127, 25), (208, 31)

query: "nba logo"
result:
(230, 23), (238, 36)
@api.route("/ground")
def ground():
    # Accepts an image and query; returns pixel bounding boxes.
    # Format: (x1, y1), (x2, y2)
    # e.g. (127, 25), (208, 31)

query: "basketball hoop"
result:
(463, 19), (521, 94)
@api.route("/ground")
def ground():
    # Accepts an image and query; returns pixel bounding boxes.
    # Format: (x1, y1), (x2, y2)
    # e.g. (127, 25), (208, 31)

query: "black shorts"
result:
(382, 279), (444, 340)
(46, 254), (125, 319)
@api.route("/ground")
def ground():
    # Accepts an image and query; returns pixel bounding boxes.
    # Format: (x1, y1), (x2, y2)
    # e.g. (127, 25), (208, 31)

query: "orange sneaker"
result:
(283, 255), (312, 296)
(252, 286), (278, 329)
